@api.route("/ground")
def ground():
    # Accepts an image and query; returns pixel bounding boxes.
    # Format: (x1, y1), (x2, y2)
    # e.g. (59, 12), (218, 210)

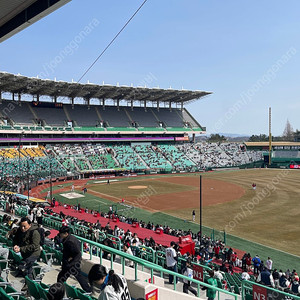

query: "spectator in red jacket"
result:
(246, 253), (252, 272)
(214, 245), (220, 260)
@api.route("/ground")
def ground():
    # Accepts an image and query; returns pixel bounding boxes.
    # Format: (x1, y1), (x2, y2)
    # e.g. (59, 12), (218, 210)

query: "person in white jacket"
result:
(88, 264), (131, 300)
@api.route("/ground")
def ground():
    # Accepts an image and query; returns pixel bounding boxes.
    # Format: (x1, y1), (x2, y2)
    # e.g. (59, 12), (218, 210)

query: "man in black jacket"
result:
(57, 226), (91, 292)
(13, 217), (41, 279)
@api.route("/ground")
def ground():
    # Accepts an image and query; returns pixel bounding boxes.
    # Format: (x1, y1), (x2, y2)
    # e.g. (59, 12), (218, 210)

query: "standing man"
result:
(71, 184), (75, 192)
(192, 210), (196, 222)
(57, 226), (91, 292)
(13, 217), (41, 279)
(36, 205), (44, 225)
(265, 257), (273, 272)
(182, 258), (197, 296)
(252, 255), (261, 275)
(206, 270), (218, 300)
(165, 241), (178, 284)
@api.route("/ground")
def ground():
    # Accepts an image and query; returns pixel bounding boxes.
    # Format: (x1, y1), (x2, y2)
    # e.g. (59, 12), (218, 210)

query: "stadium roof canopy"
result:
(0, 72), (212, 104)
(0, 0), (71, 43)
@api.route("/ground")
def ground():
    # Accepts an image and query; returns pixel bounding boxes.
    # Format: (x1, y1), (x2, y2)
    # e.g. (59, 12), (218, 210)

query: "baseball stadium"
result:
(0, 1), (299, 300)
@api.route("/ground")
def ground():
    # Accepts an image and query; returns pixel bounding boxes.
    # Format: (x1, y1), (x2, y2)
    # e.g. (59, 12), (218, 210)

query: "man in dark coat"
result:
(13, 217), (41, 279)
(57, 226), (91, 292)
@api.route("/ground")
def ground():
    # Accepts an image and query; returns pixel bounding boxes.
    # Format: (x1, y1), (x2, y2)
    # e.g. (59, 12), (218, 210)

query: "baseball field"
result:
(37, 168), (300, 270)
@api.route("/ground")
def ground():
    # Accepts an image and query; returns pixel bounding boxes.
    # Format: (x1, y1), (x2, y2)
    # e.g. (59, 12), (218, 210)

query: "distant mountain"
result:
(195, 133), (250, 142)
(218, 133), (250, 138)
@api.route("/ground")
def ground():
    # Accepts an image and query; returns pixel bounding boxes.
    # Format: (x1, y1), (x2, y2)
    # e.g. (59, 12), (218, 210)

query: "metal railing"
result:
(76, 235), (238, 300)
(241, 280), (300, 300)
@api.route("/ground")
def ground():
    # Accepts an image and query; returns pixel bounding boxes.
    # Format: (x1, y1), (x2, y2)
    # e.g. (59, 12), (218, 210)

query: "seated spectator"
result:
(130, 239), (140, 257)
(291, 277), (300, 294)
(257, 267), (275, 288)
(241, 270), (250, 281)
(272, 269), (280, 288)
(123, 242), (134, 267)
(88, 264), (131, 299)
(220, 263), (228, 273)
(279, 273), (290, 290)
(44, 231), (55, 248)
(102, 238), (116, 261)
(214, 266), (223, 281)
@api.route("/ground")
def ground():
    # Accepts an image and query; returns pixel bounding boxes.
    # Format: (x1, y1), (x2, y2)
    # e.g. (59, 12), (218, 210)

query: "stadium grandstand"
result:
(0, 72), (266, 191)
(0, 72), (282, 300)
(0, 78), (298, 299)
(2, 2), (299, 300)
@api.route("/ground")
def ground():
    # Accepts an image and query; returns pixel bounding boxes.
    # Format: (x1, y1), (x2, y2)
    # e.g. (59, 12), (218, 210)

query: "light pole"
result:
(27, 158), (30, 201)
(199, 175), (202, 246)
(46, 149), (53, 203)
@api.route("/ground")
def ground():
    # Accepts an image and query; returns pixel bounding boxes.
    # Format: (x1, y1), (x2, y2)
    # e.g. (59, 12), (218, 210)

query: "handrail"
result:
(75, 235), (238, 299)
(241, 279), (300, 300)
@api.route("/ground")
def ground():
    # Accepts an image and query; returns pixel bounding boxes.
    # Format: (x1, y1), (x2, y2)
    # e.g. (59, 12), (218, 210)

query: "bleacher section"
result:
(100, 106), (131, 127)
(113, 144), (146, 170)
(159, 144), (196, 171)
(178, 142), (263, 169)
(31, 105), (68, 126)
(151, 108), (184, 127)
(0, 156), (66, 179)
(126, 107), (158, 127)
(133, 144), (172, 170)
(0, 101), (34, 125)
(64, 105), (100, 127)
(0, 101), (205, 134)
(0, 143), (264, 180)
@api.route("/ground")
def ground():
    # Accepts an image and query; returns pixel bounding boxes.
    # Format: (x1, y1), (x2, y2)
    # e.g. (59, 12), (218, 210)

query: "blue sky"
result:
(1, 0), (300, 136)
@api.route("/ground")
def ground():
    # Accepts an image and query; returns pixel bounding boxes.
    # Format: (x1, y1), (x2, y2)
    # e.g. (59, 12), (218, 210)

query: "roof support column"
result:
(157, 100), (159, 111)
(54, 95), (57, 103)
(18, 93), (21, 104)
(181, 100), (183, 111)
(131, 99), (133, 111)
(12, 92), (15, 102)
(71, 97), (74, 107)
(117, 99), (120, 111)
(103, 98), (105, 110)
(144, 99), (147, 111)
(87, 98), (90, 109)
(169, 100), (172, 112)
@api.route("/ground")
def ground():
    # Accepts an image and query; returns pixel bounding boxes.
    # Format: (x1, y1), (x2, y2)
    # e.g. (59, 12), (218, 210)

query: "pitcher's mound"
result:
(128, 185), (148, 189)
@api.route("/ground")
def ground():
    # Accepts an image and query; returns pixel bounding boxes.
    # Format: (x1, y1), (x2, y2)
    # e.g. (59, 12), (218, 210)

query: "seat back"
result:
(64, 282), (80, 299)
(37, 284), (49, 299)
(0, 288), (13, 300)
(25, 275), (41, 299)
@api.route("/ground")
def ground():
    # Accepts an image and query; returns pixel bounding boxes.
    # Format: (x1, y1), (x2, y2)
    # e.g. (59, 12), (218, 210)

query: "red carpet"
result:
(49, 206), (179, 246)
